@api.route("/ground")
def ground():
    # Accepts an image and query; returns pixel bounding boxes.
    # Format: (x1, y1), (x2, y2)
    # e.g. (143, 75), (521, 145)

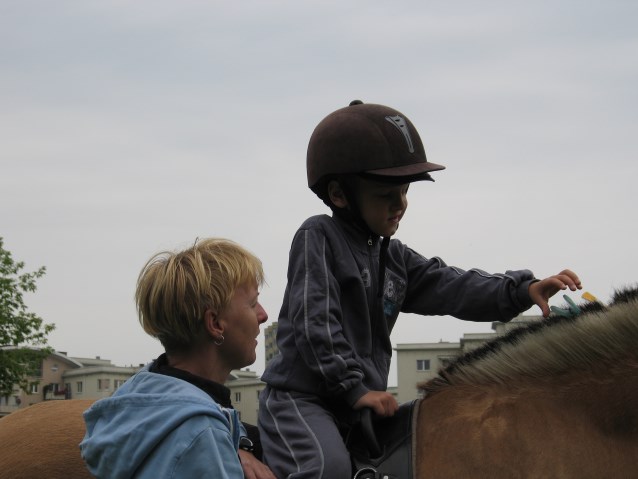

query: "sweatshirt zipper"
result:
(367, 236), (376, 298)
(367, 236), (380, 345)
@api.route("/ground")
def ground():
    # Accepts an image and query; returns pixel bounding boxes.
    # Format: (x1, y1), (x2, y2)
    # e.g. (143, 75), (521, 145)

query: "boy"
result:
(258, 100), (581, 478)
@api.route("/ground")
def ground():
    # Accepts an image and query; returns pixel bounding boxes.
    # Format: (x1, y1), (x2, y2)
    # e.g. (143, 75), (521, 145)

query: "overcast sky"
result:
(2, 1), (636, 385)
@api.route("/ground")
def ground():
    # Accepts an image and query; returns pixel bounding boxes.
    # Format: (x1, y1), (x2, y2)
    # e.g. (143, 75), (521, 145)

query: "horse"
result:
(413, 286), (638, 478)
(1, 287), (637, 478)
(0, 398), (94, 479)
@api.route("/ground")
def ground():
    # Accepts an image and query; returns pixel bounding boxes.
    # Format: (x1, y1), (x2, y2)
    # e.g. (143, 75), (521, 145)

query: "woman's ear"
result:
(204, 309), (224, 340)
(328, 180), (349, 209)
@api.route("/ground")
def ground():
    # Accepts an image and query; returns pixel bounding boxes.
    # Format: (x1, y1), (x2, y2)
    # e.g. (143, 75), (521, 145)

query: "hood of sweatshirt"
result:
(80, 368), (238, 478)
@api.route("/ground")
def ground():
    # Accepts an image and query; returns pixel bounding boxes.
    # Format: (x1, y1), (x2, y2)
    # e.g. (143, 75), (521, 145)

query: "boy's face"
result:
(354, 178), (410, 237)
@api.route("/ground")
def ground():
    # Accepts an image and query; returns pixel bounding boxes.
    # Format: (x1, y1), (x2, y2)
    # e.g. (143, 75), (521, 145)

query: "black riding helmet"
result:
(307, 100), (447, 298)
(307, 99), (446, 204)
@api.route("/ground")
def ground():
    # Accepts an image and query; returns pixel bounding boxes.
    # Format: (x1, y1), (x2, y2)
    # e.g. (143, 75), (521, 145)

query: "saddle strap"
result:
(350, 399), (420, 479)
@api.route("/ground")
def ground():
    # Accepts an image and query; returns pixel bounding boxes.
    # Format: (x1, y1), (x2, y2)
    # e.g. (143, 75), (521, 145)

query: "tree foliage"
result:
(0, 237), (55, 397)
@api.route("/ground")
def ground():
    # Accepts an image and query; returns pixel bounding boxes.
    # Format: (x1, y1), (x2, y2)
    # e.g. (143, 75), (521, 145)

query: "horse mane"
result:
(420, 285), (638, 395)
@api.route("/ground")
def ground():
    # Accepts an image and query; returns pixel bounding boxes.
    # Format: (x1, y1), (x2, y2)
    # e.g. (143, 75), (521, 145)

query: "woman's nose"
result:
(257, 303), (268, 324)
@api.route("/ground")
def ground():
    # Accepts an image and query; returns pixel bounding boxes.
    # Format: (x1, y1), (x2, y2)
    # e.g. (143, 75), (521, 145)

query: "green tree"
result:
(0, 237), (55, 397)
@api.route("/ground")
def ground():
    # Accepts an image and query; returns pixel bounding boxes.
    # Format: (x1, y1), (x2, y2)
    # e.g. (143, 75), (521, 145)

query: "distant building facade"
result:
(394, 314), (542, 402)
(226, 369), (264, 425)
(0, 348), (142, 417)
(0, 347), (266, 427)
(62, 356), (142, 402)
(264, 322), (279, 366)
(1, 314), (541, 420)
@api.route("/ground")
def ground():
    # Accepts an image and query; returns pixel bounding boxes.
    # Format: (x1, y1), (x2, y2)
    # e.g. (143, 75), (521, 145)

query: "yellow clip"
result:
(582, 291), (598, 303)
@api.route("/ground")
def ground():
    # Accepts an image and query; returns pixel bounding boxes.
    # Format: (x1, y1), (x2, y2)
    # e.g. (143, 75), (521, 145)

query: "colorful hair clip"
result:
(581, 291), (598, 303)
(550, 294), (582, 318)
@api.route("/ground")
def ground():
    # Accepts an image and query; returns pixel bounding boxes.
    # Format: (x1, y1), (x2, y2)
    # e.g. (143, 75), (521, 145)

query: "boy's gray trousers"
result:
(258, 385), (352, 479)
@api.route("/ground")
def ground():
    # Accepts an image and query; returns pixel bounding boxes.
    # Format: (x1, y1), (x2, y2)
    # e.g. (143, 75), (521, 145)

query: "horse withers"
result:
(414, 287), (638, 478)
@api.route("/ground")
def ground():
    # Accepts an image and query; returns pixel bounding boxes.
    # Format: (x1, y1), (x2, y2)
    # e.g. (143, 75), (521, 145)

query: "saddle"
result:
(347, 400), (419, 479)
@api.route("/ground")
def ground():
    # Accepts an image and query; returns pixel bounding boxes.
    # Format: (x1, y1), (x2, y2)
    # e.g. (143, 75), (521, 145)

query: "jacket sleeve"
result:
(171, 424), (243, 478)
(285, 226), (369, 404)
(400, 246), (537, 322)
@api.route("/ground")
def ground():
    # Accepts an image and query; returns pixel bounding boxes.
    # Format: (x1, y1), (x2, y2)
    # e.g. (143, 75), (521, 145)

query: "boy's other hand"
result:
(529, 269), (583, 318)
(353, 391), (398, 417)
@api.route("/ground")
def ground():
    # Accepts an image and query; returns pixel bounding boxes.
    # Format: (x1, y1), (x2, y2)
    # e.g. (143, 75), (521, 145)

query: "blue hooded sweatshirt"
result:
(80, 366), (243, 478)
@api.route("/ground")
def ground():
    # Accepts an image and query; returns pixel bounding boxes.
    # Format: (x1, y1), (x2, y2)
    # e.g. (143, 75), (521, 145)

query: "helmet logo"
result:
(385, 115), (414, 153)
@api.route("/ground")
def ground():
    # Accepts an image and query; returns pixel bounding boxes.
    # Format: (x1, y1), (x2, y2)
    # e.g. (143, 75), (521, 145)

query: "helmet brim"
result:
(359, 171), (436, 184)
(365, 160), (446, 178)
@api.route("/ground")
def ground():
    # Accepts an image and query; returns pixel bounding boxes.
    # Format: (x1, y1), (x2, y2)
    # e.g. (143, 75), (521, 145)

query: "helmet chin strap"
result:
(332, 178), (374, 237)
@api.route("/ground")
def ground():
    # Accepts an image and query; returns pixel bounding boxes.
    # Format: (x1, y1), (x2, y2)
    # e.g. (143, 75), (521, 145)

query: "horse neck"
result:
(415, 365), (638, 479)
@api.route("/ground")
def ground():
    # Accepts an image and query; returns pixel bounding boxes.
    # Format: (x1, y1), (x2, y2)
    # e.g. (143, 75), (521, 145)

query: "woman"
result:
(81, 238), (275, 479)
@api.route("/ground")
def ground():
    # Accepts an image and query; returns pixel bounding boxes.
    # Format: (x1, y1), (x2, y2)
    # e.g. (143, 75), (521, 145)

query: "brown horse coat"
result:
(415, 295), (638, 478)
(0, 398), (94, 479)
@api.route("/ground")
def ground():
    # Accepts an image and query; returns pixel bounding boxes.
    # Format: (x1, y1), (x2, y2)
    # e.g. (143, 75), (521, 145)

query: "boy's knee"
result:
(318, 443), (352, 479)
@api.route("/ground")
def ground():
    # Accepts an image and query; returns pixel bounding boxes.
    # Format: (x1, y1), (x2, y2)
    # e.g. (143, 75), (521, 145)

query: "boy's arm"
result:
(401, 249), (537, 322)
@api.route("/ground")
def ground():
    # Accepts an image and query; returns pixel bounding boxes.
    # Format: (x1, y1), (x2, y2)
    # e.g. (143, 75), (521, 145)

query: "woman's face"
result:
(217, 282), (268, 369)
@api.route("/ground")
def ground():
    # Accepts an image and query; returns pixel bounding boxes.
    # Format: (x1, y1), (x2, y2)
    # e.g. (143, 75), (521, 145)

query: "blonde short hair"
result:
(135, 238), (265, 353)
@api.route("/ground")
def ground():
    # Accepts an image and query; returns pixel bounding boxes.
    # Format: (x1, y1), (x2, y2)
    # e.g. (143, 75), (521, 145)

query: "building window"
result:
(98, 379), (110, 391)
(235, 392), (241, 403)
(416, 359), (430, 371)
(77, 382), (83, 394)
(29, 382), (39, 394)
(114, 380), (125, 391)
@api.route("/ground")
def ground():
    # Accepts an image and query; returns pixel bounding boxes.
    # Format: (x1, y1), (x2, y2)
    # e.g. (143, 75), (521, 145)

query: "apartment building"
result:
(1, 314), (540, 421)
(0, 348), (142, 417)
(0, 347), (265, 426)
(263, 322), (279, 366)
(226, 369), (264, 425)
(394, 313), (542, 402)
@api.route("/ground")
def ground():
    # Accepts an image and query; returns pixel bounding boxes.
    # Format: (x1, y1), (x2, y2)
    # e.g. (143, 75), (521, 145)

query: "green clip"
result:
(550, 295), (581, 318)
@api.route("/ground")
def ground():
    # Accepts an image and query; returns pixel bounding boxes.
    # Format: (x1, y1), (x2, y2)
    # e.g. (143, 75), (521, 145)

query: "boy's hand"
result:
(529, 269), (582, 318)
(353, 391), (398, 417)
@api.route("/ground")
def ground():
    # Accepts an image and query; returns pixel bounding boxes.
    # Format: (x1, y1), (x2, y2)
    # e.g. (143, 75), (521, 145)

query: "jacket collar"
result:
(149, 353), (232, 408)
(332, 213), (381, 249)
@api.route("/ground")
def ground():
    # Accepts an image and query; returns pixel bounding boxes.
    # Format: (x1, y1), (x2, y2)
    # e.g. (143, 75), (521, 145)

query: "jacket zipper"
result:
(367, 235), (380, 347)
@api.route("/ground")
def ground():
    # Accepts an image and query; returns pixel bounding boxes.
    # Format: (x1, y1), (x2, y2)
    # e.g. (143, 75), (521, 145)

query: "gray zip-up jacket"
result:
(261, 214), (536, 407)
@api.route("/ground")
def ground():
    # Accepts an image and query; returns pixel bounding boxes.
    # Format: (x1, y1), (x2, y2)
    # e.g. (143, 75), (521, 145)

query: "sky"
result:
(2, 1), (637, 386)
